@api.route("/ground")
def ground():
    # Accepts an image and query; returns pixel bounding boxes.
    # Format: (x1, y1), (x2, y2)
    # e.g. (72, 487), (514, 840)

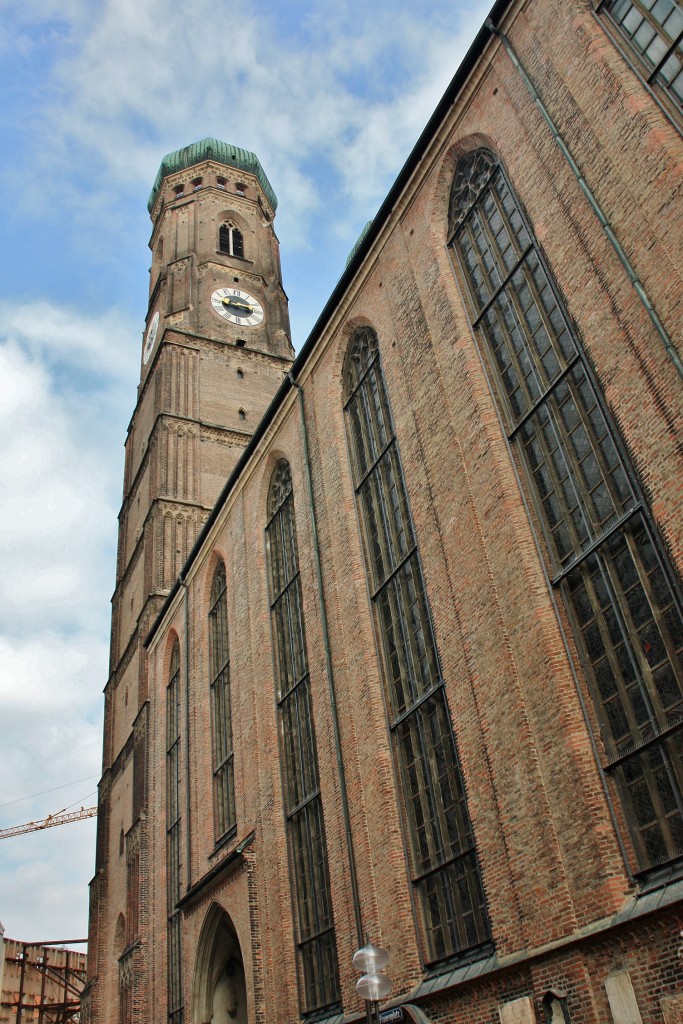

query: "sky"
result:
(0, 0), (492, 946)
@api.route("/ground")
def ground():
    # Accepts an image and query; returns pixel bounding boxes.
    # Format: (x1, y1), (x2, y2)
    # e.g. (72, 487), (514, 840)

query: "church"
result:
(84, 1), (683, 1022)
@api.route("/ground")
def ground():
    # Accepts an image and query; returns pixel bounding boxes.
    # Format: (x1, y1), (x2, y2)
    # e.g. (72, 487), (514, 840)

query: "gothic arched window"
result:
(209, 561), (235, 840)
(219, 222), (244, 258)
(266, 460), (340, 1013)
(599, 0), (683, 114)
(449, 148), (683, 874)
(343, 327), (491, 965)
(166, 640), (184, 1024)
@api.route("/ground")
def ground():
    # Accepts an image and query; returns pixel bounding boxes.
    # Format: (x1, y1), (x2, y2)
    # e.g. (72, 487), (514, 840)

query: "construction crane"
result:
(0, 807), (97, 840)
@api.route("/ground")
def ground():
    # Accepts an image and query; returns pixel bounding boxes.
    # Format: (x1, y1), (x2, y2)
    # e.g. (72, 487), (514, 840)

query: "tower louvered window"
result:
(219, 223), (244, 258)
(343, 328), (491, 964)
(209, 561), (236, 840)
(449, 148), (683, 873)
(599, 0), (683, 112)
(166, 641), (183, 1024)
(266, 460), (340, 1014)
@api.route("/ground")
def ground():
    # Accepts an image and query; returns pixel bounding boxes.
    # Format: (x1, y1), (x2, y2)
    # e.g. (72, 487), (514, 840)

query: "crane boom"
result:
(0, 806), (97, 839)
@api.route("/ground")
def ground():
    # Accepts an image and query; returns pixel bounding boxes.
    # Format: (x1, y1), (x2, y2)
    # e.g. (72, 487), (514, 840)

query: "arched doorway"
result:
(193, 904), (248, 1024)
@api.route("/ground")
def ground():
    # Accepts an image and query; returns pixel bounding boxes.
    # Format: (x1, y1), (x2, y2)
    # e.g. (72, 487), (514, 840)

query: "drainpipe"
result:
(179, 572), (192, 891)
(289, 372), (365, 950)
(486, 21), (683, 380)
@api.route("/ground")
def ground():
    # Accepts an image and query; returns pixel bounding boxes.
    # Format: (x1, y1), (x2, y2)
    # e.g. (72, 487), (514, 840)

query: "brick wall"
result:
(93, 0), (683, 1022)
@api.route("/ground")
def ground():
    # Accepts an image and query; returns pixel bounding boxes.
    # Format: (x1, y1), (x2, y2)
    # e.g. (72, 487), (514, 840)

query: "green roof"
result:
(147, 138), (277, 213)
(345, 221), (374, 267)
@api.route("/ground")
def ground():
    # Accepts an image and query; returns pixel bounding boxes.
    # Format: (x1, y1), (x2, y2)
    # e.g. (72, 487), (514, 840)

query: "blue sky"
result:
(0, 0), (492, 943)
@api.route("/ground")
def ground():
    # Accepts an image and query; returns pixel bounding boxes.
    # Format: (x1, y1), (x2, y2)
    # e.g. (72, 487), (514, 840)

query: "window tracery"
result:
(449, 148), (683, 873)
(166, 641), (184, 1024)
(219, 222), (244, 258)
(209, 561), (235, 840)
(343, 327), (491, 964)
(266, 460), (340, 1012)
(599, 0), (683, 113)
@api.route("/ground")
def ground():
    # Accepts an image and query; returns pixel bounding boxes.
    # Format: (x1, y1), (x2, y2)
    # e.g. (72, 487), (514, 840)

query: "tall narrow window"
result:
(219, 223), (244, 258)
(343, 328), (490, 965)
(126, 835), (140, 945)
(599, 0), (683, 112)
(119, 969), (132, 1024)
(266, 460), (340, 1014)
(166, 641), (183, 1024)
(133, 711), (147, 821)
(449, 148), (683, 873)
(209, 561), (235, 840)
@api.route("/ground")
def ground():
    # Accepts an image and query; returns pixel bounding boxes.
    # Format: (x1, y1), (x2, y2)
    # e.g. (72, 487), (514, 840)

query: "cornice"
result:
(175, 831), (255, 911)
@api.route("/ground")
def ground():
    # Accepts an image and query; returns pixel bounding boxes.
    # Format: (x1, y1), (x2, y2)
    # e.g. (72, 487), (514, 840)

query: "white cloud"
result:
(0, 310), (135, 635)
(0, 634), (106, 714)
(0, 300), (132, 939)
(0, 301), (138, 383)
(0, 628), (104, 939)
(0, 818), (97, 942)
(6, 0), (492, 246)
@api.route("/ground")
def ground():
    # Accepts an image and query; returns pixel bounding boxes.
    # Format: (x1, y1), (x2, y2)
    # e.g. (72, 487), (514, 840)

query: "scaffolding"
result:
(4, 940), (87, 1024)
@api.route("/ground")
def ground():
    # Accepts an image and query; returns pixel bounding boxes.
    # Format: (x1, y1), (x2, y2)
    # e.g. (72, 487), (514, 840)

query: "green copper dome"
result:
(147, 138), (277, 213)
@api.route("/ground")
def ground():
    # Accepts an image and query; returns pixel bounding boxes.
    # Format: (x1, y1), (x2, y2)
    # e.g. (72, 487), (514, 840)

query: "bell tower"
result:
(86, 141), (293, 1024)
(143, 138), (293, 372)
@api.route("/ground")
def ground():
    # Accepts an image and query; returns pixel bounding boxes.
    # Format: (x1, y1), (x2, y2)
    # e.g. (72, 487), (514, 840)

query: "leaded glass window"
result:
(219, 222), (245, 258)
(449, 149), (683, 873)
(599, 0), (683, 112)
(266, 461), (340, 1014)
(343, 328), (490, 964)
(166, 641), (183, 1024)
(209, 562), (235, 840)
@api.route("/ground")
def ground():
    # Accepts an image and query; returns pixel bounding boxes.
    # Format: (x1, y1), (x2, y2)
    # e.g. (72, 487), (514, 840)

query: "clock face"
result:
(211, 287), (264, 327)
(143, 311), (160, 364)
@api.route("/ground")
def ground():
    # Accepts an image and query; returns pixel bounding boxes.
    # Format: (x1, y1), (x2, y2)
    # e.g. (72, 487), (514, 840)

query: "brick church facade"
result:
(85, 1), (683, 1022)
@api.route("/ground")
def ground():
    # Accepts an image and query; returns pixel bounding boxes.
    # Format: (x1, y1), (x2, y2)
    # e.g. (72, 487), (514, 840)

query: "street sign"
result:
(379, 1008), (404, 1024)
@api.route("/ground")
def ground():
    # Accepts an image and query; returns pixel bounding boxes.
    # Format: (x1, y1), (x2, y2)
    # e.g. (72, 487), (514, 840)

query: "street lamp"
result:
(353, 943), (392, 1024)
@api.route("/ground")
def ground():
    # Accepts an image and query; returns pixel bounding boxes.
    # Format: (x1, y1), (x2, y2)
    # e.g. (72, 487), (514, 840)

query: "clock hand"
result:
(223, 297), (254, 313)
